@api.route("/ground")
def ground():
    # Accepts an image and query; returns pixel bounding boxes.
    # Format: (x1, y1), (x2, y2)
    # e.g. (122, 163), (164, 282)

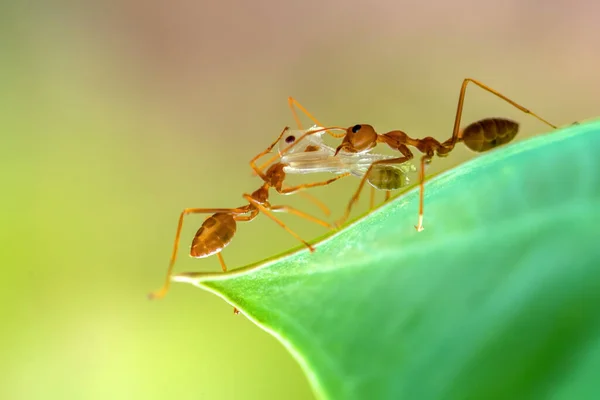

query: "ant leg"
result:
(369, 187), (376, 210)
(242, 194), (316, 252)
(270, 205), (333, 229)
(230, 211), (263, 315)
(279, 172), (350, 195)
(297, 191), (331, 216)
(337, 147), (413, 226)
(288, 97), (346, 138)
(444, 78), (557, 150)
(253, 97), (347, 173)
(253, 97), (345, 173)
(385, 191), (391, 202)
(288, 96), (314, 129)
(249, 126), (290, 179)
(216, 252), (228, 272)
(415, 154), (432, 232)
(215, 252), (240, 315)
(258, 124), (348, 173)
(148, 207), (248, 300)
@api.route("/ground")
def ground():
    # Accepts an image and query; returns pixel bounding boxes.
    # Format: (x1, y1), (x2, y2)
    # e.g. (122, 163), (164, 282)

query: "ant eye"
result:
(285, 135), (295, 143)
(352, 124), (361, 133)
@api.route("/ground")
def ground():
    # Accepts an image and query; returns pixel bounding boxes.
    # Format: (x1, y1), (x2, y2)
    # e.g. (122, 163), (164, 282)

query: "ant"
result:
(278, 78), (558, 231)
(148, 126), (349, 312)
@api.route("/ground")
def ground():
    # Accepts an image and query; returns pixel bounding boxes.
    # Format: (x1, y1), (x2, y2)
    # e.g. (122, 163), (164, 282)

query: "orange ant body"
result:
(149, 126), (349, 310)
(280, 78), (558, 230)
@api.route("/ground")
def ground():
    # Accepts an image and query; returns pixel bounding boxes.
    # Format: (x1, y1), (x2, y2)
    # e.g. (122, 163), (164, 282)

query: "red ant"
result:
(279, 78), (558, 230)
(148, 126), (348, 312)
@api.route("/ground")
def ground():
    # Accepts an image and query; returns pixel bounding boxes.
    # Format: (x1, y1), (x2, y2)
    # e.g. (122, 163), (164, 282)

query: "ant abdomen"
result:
(190, 213), (237, 258)
(461, 118), (519, 153)
(367, 165), (410, 191)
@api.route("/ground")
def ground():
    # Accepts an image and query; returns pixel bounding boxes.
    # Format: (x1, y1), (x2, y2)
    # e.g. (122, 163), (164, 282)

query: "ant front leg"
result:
(148, 206), (248, 300)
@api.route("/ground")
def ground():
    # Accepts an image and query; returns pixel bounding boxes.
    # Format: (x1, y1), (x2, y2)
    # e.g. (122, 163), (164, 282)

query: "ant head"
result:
(340, 124), (378, 153)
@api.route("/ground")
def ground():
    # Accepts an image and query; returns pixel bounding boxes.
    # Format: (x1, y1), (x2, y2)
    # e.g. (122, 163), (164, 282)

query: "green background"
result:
(1, 2), (598, 399)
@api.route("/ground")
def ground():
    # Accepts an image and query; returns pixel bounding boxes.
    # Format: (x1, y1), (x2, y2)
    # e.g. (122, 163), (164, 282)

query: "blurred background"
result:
(1, 1), (598, 399)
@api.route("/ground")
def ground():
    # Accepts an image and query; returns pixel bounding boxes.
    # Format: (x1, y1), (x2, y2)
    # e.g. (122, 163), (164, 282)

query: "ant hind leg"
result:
(216, 252), (240, 315)
(444, 78), (557, 151)
(148, 207), (247, 300)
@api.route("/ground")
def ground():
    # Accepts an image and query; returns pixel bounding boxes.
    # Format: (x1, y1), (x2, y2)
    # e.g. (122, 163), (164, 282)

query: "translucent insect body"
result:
(279, 125), (416, 191)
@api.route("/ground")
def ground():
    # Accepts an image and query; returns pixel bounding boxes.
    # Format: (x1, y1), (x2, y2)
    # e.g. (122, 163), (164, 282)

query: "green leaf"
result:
(174, 120), (600, 400)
